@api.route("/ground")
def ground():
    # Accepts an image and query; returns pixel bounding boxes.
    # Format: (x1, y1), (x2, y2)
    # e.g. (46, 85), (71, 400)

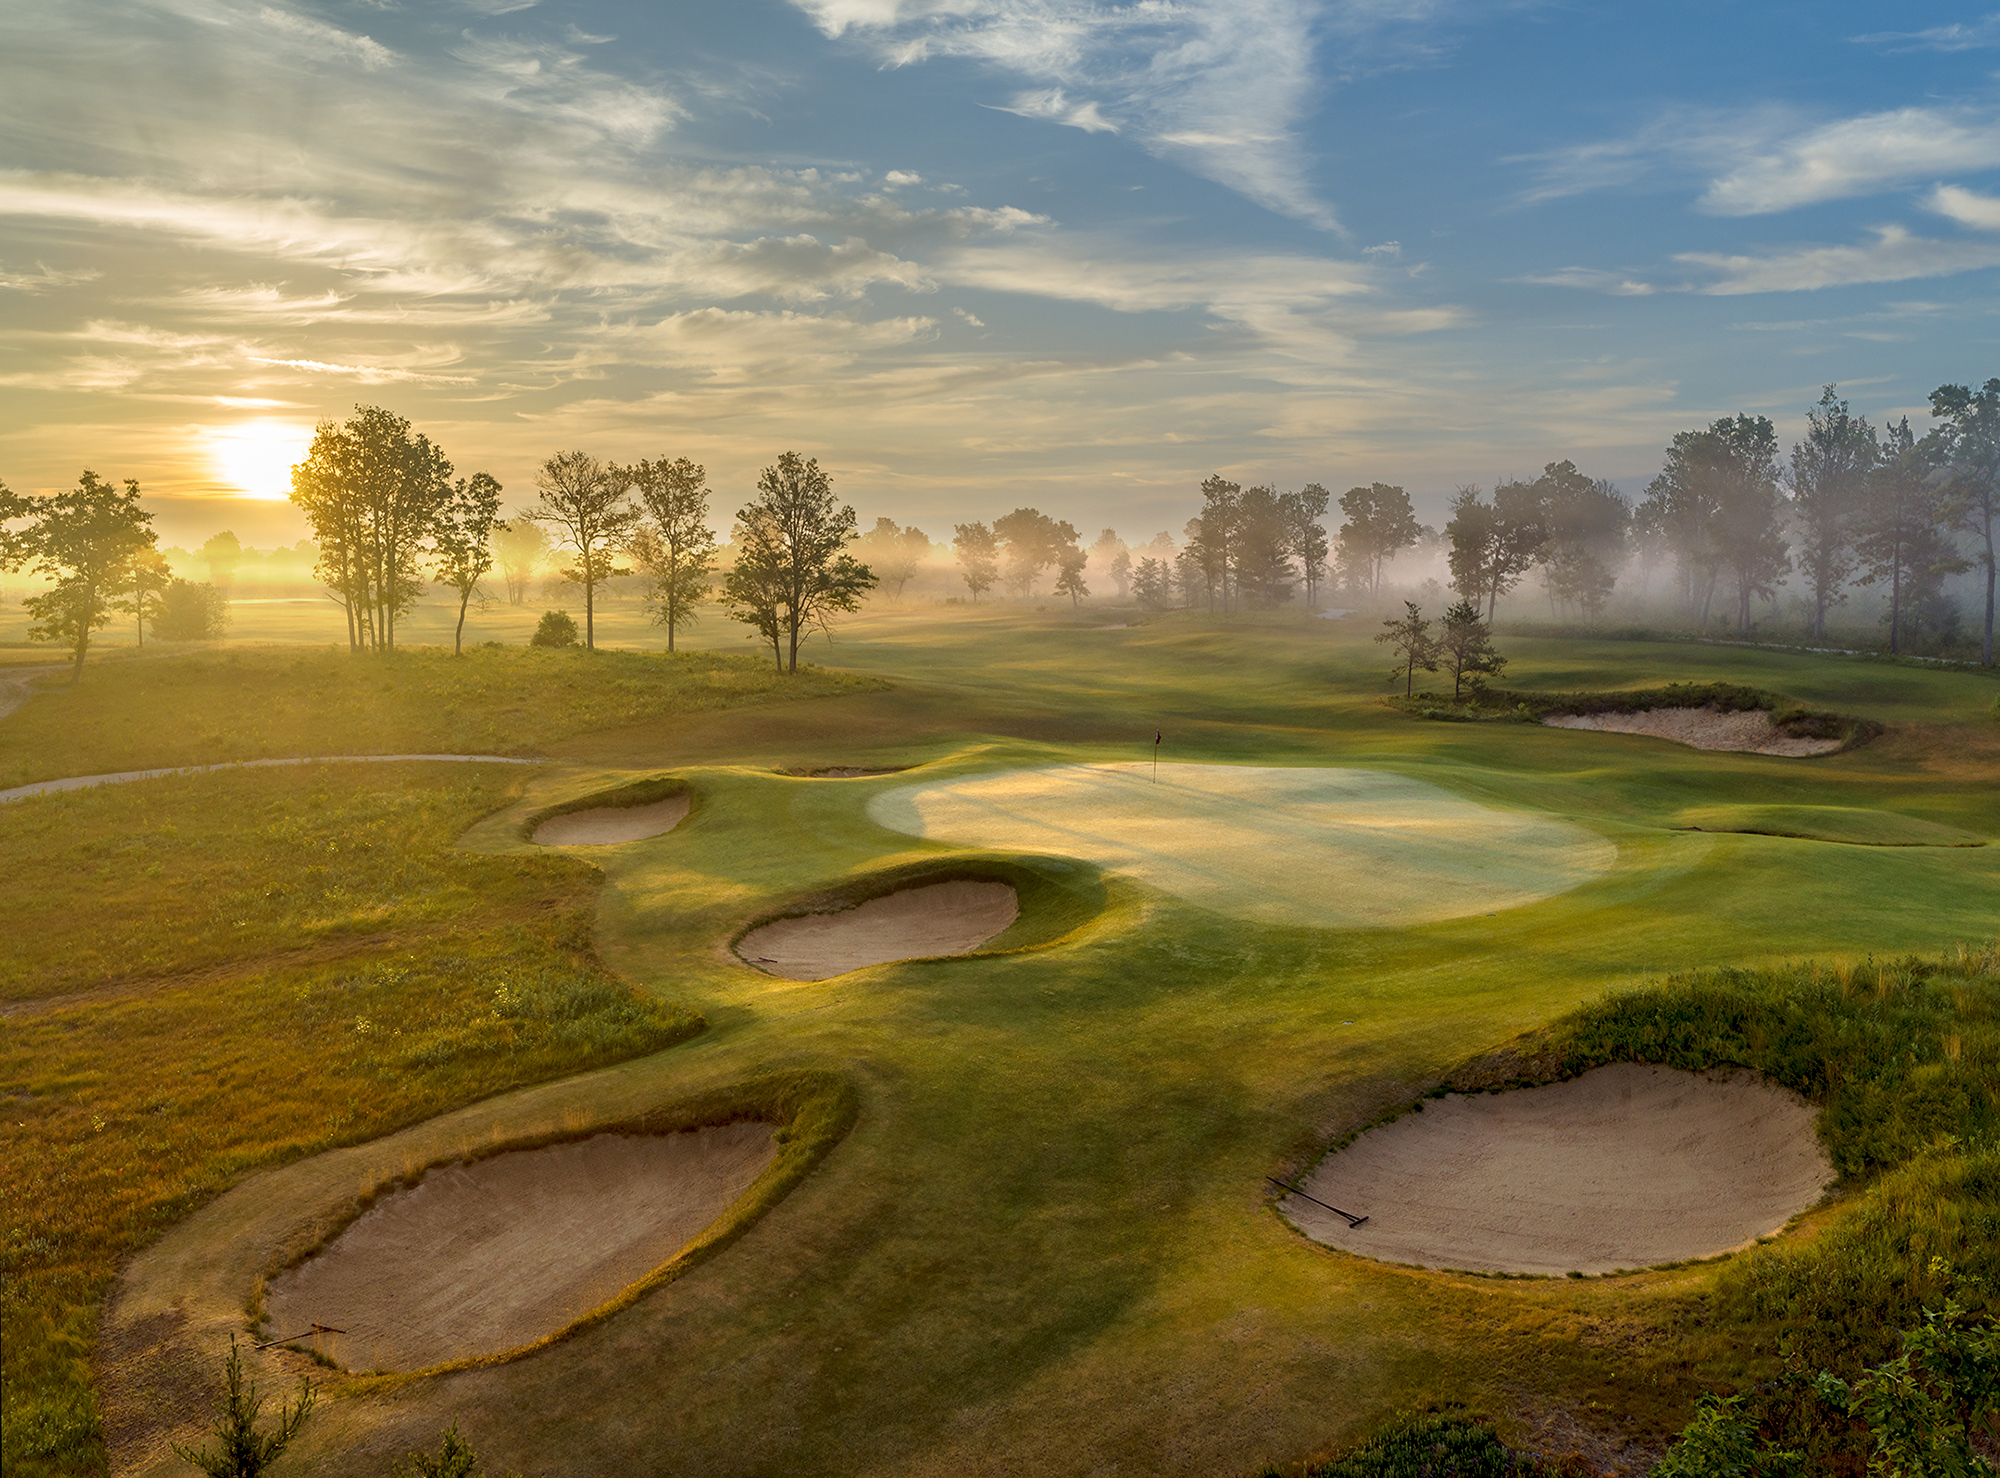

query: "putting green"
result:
(867, 762), (1617, 929)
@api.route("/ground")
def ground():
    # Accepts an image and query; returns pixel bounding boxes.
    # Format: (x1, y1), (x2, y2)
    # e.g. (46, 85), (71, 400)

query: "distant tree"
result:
(1131, 556), (1172, 610)
(1338, 482), (1423, 598)
(431, 472), (504, 656)
(1090, 529), (1129, 597)
(290, 406), (455, 654)
(993, 507), (1078, 598)
(1707, 415), (1790, 630)
(725, 451), (875, 673)
(1109, 547), (1132, 599)
(1486, 479), (1550, 620)
(530, 609), (579, 648)
(201, 530), (243, 588)
(151, 578), (231, 642)
(493, 517), (549, 605)
(1438, 598), (1506, 698)
(525, 451), (636, 652)
(1281, 482), (1332, 609)
(1180, 512), (1222, 610)
(1530, 461), (1628, 620)
(1233, 485), (1296, 609)
(1640, 415), (1782, 628)
(14, 470), (157, 681)
(131, 546), (172, 649)
(1194, 475), (1241, 611)
(623, 456), (716, 651)
(1054, 546), (1089, 606)
(1856, 419), (1966, 654)
(1376, 601), (1441, 696)
(952, 521), (999, 601)
(0, 477), (24, 576)
(1444, 486), (1498, 608)
(1930, 377), (2000, 665)
(171, 1335), (315, 1478)
(1788, 385), (1878, 640)
(856, 517), (930, 602)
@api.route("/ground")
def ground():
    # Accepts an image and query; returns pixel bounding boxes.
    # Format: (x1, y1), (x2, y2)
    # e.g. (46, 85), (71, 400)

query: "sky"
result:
(3, 0), (1999, 546)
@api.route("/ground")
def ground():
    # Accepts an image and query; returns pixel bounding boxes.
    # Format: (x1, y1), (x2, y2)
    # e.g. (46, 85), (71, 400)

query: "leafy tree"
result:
(290, 406), (455, 654)
(1131, 555), (1172, 610)
(1788, 385), (1878, 640)
(1529, 460), (1627, 620)
(14, 470), (157, 680)
(623, 456), (716, 650)
(201, 531), (243, 588)
(1194, 476), (1241, 611)
(1281, 482), (1332, 610)
(724, 451), (875, 673)
(1856, 420), (1967, 654)
(1054, 546), (1089, 606)
(1438, 599), (1506, 699)
(1108, 546), (1133, 599)
(1641, 415), (1783, 628)
(993, 507), (1079, 598)
(1485, 479), (1549, 620)
(131, 546), (172, 649)
(151, 578), (231, 642)
(1930, 378), (2000, 665)
(1233, 484), (1297, 609)
(951, 521), (999, 601)
(493, 517), (549, 605)
(0, 476), (25, 575)
(1815, 1292), (2000, 1478)
(170, 1335), (315, 1478)
(856, 517), (930, 602)
(1090, 528), (1129, 596)
(1338, 482), (1423, 597)
(530, 608), (579, 647)
(1707, 415), (1790, 630)
(1444, 486), (1499, 608)
(430, 472), (504, 656)
(1375, 601), (1440, 696)
(525, 451), (636, 651)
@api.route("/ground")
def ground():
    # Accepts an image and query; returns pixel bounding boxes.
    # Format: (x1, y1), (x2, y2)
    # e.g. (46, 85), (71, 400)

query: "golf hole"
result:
(736, 880), (1020, 980)
(1280, 1064), (1833, 1275)
(262, 1123), (776, 1372)
(532, 793), (689, 846)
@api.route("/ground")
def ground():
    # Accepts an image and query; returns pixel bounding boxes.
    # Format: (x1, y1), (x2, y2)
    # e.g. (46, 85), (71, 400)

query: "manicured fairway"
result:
(5, 611), (1997, 1478)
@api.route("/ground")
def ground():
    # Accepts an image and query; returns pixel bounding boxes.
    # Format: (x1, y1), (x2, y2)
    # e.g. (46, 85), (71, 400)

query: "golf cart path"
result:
(0, 753), (539, 805)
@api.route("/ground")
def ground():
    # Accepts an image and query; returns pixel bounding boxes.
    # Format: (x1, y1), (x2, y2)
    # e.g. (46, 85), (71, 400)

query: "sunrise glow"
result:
(205, 421), (313, 502)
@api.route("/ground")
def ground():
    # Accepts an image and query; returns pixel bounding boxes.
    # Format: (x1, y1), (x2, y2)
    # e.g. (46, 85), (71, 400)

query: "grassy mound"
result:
(1390, 681), (1878, 750)
(1284, 1410), (1564, 1477)
(1674, 804), (1988, 848)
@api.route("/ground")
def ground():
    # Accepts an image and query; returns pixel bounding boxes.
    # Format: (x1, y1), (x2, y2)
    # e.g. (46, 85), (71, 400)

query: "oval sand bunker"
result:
(1285, 1064), (1832, 1275)
(867, 763), (1613, 929)
(264, 1123), (775, 1372)
(737, 880), (1019, 980)
(533, 793), (690, 846)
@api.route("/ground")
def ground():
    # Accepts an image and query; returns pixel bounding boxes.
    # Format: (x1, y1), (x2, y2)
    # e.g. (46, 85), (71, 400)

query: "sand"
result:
(1284, 1064), (1833, 1275)
(1544, 706), (1843, 757)
(736, 880), (1020, 980)
(533, 793), (690, 846)
(0, 754), (536, 805)
(262, 1123), (776, 1372)
(867, 763), (1615, 930)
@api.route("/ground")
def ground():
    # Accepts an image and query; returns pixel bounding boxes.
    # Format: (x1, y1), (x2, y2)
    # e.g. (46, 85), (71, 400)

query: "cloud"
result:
(1701, 108), (2000, 214)
(1930, 183), (2000, 231)
(1518, 267), (1655, 296)
(0, 261), (102, 293)
(1677, 225), (2000, 295)
(1852, 13), (2000, 53)
(789, 0), (1342, 230)
(253, 6), (395, 68)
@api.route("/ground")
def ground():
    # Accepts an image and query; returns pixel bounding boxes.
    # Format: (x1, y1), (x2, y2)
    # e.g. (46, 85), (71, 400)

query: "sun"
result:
(206, 421), (314, 501)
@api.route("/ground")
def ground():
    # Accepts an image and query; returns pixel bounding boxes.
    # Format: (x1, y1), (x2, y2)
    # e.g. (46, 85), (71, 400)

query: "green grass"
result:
(1673, 804), (1989, 847)
(6, 607), (1999, 1478)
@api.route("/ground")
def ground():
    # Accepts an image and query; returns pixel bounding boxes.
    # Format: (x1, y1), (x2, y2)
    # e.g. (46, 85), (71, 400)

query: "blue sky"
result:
(2, 0), (1997, 543)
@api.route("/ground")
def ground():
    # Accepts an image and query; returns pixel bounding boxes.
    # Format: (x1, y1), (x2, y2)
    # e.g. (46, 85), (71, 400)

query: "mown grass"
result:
(0, 645), (882, 789)
(0, 765), (701, 1477)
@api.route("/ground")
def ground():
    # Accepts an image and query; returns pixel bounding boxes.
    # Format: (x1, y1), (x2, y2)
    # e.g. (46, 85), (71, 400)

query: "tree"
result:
(1641, 415), (1781, 628)
(1706, 416), (1790, 630)
(171, 1335), (315, 1478)
(1090, 529), (1129, 597)
(1132, 555), (1172, 610)
(14, 470), (157, 680)
(1109, 547), (1132, 600)
(493, 518), (548, 605)
(530, 609), (579, 648)
(952, 521), (999, 601)
(152, 578), (231, 642)
(623, 456), (716, 651)
(393, 1423), (514, 1478)
(725, 451), (876, 673)
(1530, 461), (1628, 621)
(1375, 601), (1441, 696)
(1233, 485), (1296, 609)
(1788, 385), (1877, 640)
(1339, 482), (1423, 598)
(1856, 420), (1966, 654)
(1195, 476), (1241, 611)
(993, 507), (1078, 598)
(1930, 378), (2000, 665)
(1438, 599), (1506, 698)
(430, 472), (503, 656)
(290, 406), (455, 654)
(1444, 486), (1499, 608)
(856, 517), (930, 602)
(201, 531), (243, 588)
(131, 546), (172, 649)
(1054, 546), (1089, 606)
(1281, 483), (1332, 610)
(525, 451), (636, 652)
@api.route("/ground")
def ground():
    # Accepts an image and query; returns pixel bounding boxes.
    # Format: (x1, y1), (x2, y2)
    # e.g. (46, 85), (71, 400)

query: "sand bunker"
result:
(533, 793), (689, 846)
(1284, 1064), (1832, 1275)
(867, 763), (1614, 929)
(263, 1123), (774, 1372)
(1545, 706), (1842, 757)
(777, 766), (909, 778)
(736, 880), (1019, 980)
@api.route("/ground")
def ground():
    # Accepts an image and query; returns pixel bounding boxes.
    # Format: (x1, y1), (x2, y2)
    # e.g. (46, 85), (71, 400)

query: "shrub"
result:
(151, 579), (231, 642)
(1295, 1410), (1558, 1476)
(530, 609), (578, 647)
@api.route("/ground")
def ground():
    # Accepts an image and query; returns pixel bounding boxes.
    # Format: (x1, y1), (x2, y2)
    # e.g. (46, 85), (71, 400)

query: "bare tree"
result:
(526, 451), (636, 651)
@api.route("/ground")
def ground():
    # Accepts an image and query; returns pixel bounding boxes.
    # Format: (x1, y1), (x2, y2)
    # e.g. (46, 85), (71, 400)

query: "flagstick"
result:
(1153, 727), (1161, 783)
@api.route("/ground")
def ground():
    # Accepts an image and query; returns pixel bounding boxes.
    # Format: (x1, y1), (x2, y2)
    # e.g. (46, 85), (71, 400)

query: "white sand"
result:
(533, 793), (689, 846)
(263, 1124), (775, 1372)
(736, 880), (1020, 980)
(1544, 706), (1843, 757)
(1285, 1064), (1833, 1275)
(867, 763), (1614, 929)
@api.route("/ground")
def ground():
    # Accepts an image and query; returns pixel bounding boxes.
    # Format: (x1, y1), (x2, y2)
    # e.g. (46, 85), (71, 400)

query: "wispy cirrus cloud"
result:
(1852, 12), (2000, 53)
(1701, 108), (2000, 214)
(1677, 224), (2000, 295)
(1930, 183), (2000, 231)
